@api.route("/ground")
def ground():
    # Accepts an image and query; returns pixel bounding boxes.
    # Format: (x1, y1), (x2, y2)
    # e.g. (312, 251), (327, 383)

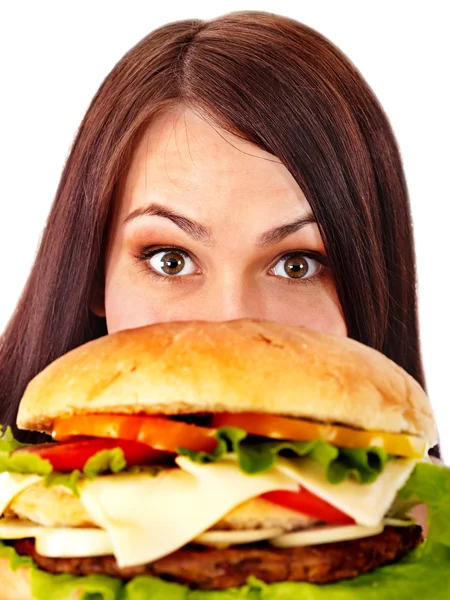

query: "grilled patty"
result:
(15, 525), (422, 590)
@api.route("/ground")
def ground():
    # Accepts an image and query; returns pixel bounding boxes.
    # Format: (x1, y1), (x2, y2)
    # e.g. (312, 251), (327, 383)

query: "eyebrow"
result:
(123, 202), (316, 247)
(123, 203), (213, 244)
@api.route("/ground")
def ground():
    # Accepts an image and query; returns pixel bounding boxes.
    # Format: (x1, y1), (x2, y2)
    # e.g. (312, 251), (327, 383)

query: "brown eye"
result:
(148, 249), (196, 277)
(161, 252), (185, 275)
(271, 253), (321, 280)
(284, 255), (308, 278)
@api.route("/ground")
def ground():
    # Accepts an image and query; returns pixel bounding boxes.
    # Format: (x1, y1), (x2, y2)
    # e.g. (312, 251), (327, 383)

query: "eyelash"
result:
(135, 245), (329, 286)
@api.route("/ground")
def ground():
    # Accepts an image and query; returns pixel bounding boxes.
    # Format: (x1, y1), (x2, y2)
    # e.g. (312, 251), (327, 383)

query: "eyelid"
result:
(139, 245), (190, 257)
(269, 250), (329, 269)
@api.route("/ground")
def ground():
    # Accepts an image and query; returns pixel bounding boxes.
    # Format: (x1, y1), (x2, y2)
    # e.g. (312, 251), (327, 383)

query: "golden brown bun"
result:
(17, 319), (437, 444)
(0, 560), (33, 600)
(0, 559), (82, 600)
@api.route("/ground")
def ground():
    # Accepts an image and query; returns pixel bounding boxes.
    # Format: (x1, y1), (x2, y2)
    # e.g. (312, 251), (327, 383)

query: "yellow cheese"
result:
(275, 456), (417, 526)
(0, 472), (42, 515)
(195, 527), (284, 548)
(0, 518), (114, 557)
(270, 523), (385, 547)
(0, 517), (43, 539)
(78, 455), (298, 567)
(36, 527), (113, 557)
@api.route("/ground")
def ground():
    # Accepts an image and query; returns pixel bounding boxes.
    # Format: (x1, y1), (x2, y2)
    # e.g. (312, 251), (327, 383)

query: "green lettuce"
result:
(31, 568), (122, 600)
(0, 425), (29, 452)
(42, 448), (128, 497)
(37, 455), (158, 496)
(398, 461), (450, 548)
(178, 427), (389, 483)
(0, 461), (449, 599)
(43, 470), (83, 497)
(0, 451), (53, 475)
(0, 423), (129, 496)
(83, 447), (127, 478)
(0, 425), (51, 474)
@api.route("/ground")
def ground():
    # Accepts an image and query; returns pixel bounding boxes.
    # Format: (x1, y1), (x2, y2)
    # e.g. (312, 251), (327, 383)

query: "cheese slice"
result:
(0, 517), (43, 539)
(78, 455), (298, 568)
(0, 518), (114, 557)
(195, 527), (284, 548)
(275, 456), (417, 526)
(36, 527), (113, 557)
(270, 523), (385, 547)
(0, 472), (42, 514)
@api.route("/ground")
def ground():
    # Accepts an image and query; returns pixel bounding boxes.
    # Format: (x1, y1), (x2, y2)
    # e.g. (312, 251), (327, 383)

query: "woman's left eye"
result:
(270, 253), (322, 280)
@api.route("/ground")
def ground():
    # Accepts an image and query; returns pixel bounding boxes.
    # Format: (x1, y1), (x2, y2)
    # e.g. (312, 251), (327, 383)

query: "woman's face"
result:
(99, 107), (346, 337)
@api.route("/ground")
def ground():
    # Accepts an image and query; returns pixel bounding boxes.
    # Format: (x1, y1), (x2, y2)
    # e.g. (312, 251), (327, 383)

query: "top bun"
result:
(17, 319), (437, 445)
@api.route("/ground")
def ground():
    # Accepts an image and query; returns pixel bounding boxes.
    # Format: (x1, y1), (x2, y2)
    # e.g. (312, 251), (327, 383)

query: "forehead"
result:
(118, 106), (310, 221)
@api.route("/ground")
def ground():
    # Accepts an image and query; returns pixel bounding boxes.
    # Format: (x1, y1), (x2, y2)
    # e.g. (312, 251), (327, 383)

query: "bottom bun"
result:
(0, 559), (33, 600)
(0, 559), (83, 600)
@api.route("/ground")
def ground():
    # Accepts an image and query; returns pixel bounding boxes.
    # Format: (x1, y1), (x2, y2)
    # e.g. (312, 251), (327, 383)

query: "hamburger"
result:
(0, 318), (449, 599)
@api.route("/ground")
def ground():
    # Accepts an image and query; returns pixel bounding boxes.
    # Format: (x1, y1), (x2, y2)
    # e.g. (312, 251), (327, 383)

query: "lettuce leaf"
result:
(83, 447), (127, 478)
(41, 449), (128, 497)
(0, 424), (129, 496)
(0, 539), (35, 570)
(397, 461), (450, 548)
(0, 425), (29, 452)
(0, 425), (52, 474)
(43, 470), (83, 497)
(178, 427), (389, 483)
(0, 451), (52, 475)
(31, 569), (122, 600)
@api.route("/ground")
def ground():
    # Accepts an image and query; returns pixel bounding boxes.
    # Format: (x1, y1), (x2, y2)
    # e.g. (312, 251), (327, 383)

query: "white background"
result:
(0, 1), (448, 458)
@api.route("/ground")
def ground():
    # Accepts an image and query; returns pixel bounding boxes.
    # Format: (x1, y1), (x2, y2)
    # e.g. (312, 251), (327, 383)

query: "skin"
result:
(94, 106), (347, 336)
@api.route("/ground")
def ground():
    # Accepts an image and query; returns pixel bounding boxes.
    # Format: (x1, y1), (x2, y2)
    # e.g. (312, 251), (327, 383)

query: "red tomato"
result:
(262, 486), (354, 525)
(15, 437), (171, 471)
(52, 415), (218, 454)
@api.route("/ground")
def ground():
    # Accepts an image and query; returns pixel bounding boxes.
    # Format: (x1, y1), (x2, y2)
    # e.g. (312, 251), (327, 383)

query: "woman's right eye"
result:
(146, 248), (197, 277)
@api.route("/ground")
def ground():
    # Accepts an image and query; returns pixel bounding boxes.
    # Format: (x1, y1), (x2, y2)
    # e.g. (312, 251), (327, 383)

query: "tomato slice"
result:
(15, 438), (170, 471)
(212, 412), (426, 458)
(262, 486), (354, 525)
(52, 415), (218, 454)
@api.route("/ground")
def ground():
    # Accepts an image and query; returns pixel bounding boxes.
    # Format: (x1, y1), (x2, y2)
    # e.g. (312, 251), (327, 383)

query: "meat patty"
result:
(14, 525), (422, 590)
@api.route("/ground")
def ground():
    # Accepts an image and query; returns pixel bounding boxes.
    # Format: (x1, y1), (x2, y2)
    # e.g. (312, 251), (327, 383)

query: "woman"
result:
(0, 10), (439, 456)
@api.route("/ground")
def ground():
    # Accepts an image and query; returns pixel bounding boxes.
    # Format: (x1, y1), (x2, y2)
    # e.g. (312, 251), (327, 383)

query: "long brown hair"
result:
(0, 11), (431, 447)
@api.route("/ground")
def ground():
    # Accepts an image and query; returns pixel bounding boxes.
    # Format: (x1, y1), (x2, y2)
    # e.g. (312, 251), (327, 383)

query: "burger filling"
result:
(0, 414), (430, 588)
